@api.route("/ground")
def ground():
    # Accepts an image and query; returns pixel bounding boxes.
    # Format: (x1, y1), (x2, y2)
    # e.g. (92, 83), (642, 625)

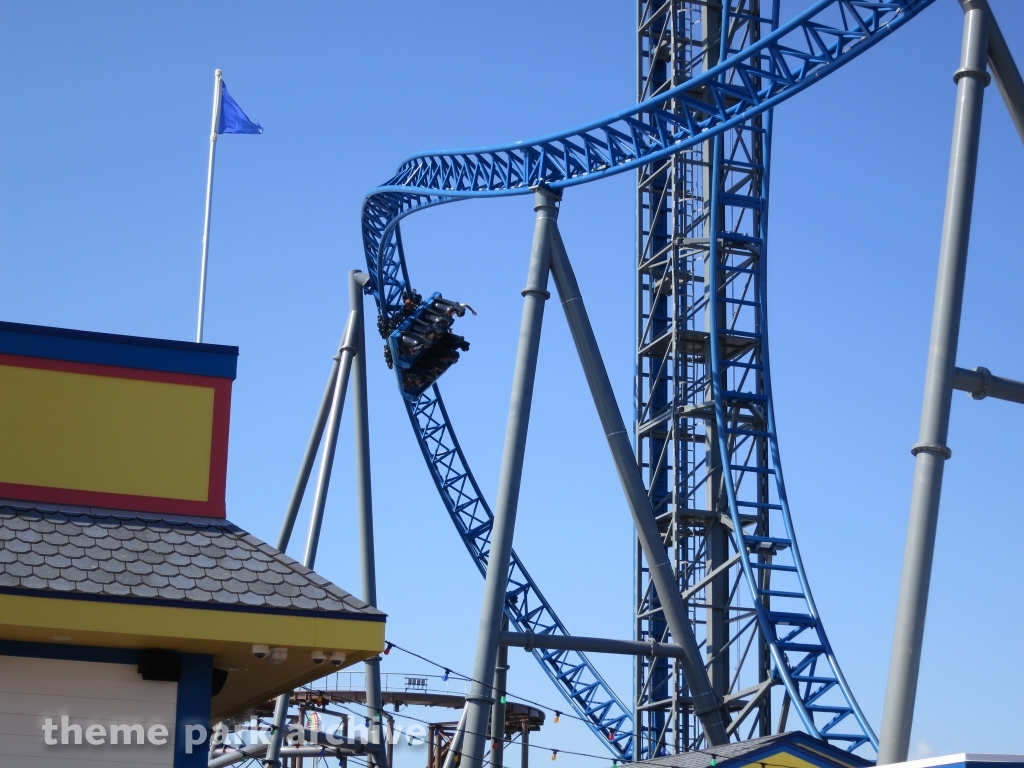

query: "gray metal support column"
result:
(703, 0), (729, 707)
(547, 226), (728, 745)
(461, 189), (558, 768)
(705, 433), (729, 700)
(953, 365), (1024, 403)
(263, 694), (292, 767)
(341, 715), (350, 768)
(352, 269), (376, 606)
(878, 8), (989, 764)
(959, 0), (1024, 146)
(490, 617), (510, 768)
(350, 269), (387, 768)
(499, 630), (690, 658)
(383, 715), (395, 768)
(267, 271), (376, 768)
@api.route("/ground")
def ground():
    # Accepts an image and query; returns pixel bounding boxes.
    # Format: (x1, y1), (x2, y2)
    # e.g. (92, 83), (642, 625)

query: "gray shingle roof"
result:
(0, 504), (384, 620)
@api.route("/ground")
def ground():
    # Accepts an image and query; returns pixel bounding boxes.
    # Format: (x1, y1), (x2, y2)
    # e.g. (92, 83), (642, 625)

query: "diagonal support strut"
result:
(547, 215), (730, 745)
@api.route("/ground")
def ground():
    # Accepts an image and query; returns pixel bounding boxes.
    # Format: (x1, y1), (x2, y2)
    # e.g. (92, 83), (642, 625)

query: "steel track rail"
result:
(360, 0), (935, 757)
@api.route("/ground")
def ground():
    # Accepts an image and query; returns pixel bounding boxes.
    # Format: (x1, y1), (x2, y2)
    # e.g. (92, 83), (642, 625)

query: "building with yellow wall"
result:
(634, 732), (871, 768)
(0, 320), (385, 767)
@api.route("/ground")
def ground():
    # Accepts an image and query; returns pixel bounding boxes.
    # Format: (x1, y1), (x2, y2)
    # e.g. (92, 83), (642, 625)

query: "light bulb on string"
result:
(442, 669), (450, 682)
(553, 711), (560, 724)
(551, 751), (558, 761)
(500, 695), (507, 704)
(710, 755), (717, 767)
(384, 642), (393, 655)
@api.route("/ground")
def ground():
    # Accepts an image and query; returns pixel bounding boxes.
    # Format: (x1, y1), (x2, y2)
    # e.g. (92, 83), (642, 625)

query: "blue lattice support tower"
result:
(635, 0), (775, 753)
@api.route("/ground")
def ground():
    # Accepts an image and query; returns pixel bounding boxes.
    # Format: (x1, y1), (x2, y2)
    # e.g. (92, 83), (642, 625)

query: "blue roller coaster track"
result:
(361, 0), (935, 759)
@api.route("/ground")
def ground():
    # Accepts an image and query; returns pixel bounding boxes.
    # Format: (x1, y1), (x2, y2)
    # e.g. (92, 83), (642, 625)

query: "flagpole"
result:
(196, 69), (223, 343)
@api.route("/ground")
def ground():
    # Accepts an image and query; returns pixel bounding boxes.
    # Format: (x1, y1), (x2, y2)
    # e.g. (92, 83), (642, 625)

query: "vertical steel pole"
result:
(461, 189), (557, 768)
(490, 618), (510, 768)
(197, 69), (223, 344)
(878, 8), (989, 764)
(546, 225), (728, 745)
(296, 709), (306, 768)
(349, 269), (387, 768)
(264, 692), (291, 767)
(342, 716), (349, 768)
(701, 0), (730, 720)
(384, 715), (395, 768)
(267, 272), (373, 768)
(303, 313), (357, 570)
(351, 270), (376, 605)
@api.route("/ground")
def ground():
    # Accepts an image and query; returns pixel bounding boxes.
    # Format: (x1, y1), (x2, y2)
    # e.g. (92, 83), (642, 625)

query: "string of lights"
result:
(229, 642), (814, 768)
(223, 708), (808, 768)
(293, 682), (619, 765)
(382, 640), (606, 734)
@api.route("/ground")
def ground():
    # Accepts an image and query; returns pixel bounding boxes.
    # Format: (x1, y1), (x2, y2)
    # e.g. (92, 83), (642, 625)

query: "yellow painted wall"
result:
(0, 364), (214, 501)
(734, 745), (866, 768)
(735, 752), (819, 768)
(0, 593), (385, 652)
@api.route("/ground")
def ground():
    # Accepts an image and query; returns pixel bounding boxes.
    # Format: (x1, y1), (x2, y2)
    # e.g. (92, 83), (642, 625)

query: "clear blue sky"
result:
(1, 0), (1023, 763)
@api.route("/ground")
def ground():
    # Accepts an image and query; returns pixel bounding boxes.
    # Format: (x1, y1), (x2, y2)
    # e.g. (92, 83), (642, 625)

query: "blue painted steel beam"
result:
(366, 1), (936, 318)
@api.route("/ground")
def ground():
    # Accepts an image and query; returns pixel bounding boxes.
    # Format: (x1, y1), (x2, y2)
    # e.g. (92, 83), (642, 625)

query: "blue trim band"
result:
(0, 320), (238, 379)
(0, 639), (141, 664)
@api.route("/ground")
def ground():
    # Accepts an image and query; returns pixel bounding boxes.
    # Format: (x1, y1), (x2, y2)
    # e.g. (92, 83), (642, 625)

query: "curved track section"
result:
(362, 0), (934, 757)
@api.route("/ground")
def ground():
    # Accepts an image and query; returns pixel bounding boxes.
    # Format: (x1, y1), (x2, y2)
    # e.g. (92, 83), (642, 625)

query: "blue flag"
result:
(218, 82), (263, 135)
